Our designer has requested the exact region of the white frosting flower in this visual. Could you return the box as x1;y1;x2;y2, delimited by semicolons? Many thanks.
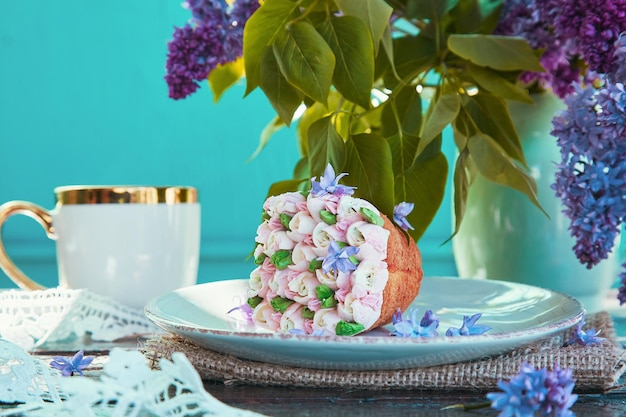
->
312;309;342;334
289;211;317;235
252;301;282;331
315;268;338;291
336;196;379;222
248;266;266;297
337;293;356;322
351;260;388;298
351;295;382;329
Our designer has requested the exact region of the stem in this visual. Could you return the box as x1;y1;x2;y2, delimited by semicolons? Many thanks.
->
441;401;492;411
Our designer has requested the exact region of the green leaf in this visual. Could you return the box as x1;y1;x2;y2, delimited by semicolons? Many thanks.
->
208;58;244;102
406;0;457;21
335;0;392;54
307;116;347;178
254;253;267;265
465;63;533;103
273;21;335;106
243;0;300;95
450;147;472;239
247;296;263;309
360;207;384;226
308;258;323;271
270;297;295;313
320;209;337;225
316;16;374;109
449;0;503;35
248;115;286;162
259;47;305;125
467;133;547;216
279;213;292;230
419;93;461;154
383;86;422;175
462;93;526;166
302;307;315;319
395;137;448;241
448;34;544;72
270;249;293;270
391;35;437;83
315;284;337;308
267;179;309;197
344;133;395;217
335;320;365;336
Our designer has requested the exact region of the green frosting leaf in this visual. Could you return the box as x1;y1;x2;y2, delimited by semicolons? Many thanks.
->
320;209;337;225
279;213;293;230
360;207;384;226
254;253;267;266
308;258;323;271
302;307;315;319
270;297;295;313
316;284;337;308
247;296;263;309
315;284;334;301
270;250;293;270
335;321;366;336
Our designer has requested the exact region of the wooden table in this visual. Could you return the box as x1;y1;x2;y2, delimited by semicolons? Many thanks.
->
21;343;626;417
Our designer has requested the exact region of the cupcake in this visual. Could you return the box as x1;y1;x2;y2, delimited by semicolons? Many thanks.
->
247;164;423;335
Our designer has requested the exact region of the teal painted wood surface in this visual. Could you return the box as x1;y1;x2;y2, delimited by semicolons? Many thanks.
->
0;1;457;291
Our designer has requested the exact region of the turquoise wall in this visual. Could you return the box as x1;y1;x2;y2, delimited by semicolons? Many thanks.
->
0;1;457;291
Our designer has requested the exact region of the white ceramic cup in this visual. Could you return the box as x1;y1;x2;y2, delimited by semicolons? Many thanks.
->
0;185;200;308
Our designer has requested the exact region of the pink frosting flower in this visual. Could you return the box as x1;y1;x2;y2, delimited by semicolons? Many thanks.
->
307;193;340;222
288;271;320;304
291;242;319;264
252;301;282;331
280;303;306;332
336;196;379;223
266;230;296;252
268;268;290;298
264;192;306;216
346;221;389;259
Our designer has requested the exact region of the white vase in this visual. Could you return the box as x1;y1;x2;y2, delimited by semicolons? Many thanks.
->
452;93;620;312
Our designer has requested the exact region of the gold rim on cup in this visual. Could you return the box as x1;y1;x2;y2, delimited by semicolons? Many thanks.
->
54;186;198;205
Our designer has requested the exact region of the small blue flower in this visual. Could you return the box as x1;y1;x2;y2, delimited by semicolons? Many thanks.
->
487;362;577;417
320;241;359;276
391;308;440;337
311;164;356;197
565;313;605;346
393;202;415;231
445;313;491;336
50;350;94;377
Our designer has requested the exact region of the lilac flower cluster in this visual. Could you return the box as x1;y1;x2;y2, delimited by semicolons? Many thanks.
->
390;308;491;338
496;0;626;98
487;362;578;417
550;33;626;303
165;0;259;99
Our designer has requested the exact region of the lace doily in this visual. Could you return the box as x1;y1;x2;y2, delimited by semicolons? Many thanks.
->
0;338;266;417
0;288;159;350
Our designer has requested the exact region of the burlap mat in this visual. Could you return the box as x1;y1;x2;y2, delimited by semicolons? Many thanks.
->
141;311;626;393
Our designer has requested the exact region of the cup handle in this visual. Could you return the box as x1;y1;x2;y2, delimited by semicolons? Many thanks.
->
0;201;54;290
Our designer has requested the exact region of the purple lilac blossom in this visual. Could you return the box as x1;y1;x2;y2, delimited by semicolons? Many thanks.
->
495;0;580;98
311;164;356;197
50;350;94;377
227;297;254;322
551;77;626;270
565;313;606;346
487;362;578;417
320;241;359;275
445;313;491;336
165;0;259;99
391;308;440;337
393;202;415;231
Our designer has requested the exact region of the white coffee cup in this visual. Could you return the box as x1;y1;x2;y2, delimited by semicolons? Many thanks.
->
0;185;200;308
